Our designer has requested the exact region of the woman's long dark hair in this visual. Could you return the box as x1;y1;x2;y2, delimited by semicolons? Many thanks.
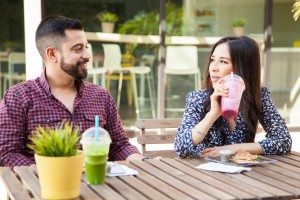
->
203;36;261;142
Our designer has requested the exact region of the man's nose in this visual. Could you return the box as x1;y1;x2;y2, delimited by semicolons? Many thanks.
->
83;48;90;60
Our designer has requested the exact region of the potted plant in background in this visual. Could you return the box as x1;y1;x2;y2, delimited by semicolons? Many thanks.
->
4;40;18;53
292;0;300;21
97;11;119;33
232;17;246;37
28;121;83;199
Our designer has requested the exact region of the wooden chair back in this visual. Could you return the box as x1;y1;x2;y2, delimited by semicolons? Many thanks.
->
135;118;182;158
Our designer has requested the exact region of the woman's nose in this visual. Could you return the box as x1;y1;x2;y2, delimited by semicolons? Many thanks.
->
211;62;219;71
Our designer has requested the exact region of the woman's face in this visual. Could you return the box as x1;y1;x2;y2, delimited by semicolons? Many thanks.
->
209;43;233;84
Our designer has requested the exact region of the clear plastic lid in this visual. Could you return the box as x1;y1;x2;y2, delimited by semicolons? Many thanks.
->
80;127;111;145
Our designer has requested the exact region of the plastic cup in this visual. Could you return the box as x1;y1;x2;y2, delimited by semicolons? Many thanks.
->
219;149;234;163
221;74;245;119
80;127;111;185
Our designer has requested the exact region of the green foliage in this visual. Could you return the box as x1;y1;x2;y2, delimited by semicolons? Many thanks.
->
292;0;300;21
4;40;18;48
117;2;182;36
232;18;246;27
28;122;80;157
97;11;119;23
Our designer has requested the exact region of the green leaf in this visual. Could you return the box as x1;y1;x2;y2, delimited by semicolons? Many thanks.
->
27;121;80;157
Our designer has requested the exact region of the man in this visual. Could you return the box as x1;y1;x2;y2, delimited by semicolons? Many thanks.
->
0;16;143;168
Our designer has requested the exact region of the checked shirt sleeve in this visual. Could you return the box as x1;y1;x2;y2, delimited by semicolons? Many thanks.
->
0;86;34;168
103;91;140;160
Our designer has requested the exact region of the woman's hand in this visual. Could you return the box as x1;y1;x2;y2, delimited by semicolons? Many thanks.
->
209;78;229;118
201;146;237;157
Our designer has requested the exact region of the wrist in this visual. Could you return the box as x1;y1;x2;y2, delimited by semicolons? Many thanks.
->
206;111;220;121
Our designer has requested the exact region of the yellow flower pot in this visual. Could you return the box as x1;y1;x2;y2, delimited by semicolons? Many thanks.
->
35;150;84;199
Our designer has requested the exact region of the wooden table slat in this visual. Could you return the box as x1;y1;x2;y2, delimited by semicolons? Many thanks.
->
228;173;293;197
118;175;172;200
81;175;125;200
105;176;149;200
148;158;240;200
131;160;217;200
174;157;275;199
88;183;126;200
262;164;300;181
13;166;41;199
272;155;300;168
253;166;300;189
124;162;195;200
79;181;104;200
282;154;300;162
245;169;299;197
0;167;32;200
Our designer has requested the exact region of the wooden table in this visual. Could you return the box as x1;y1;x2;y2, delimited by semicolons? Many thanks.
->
1;152;300;200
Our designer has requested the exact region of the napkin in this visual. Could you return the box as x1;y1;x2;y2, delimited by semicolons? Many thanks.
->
106;162;139;177
196;162;251;173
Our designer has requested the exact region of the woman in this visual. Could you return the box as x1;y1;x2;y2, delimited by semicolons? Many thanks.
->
175;36;292;158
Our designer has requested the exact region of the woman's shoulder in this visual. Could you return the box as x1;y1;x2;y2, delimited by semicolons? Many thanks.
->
187;89;210;99
186;89;211;104
260;86;271;99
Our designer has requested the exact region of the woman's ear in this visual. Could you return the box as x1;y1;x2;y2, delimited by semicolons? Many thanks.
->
45;47;58;63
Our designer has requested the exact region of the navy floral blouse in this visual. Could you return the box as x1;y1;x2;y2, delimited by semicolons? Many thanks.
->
175;87;292;157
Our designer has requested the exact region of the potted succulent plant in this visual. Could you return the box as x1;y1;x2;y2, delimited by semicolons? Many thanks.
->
28;121;83;199
232;18;246;37
97;11;119;33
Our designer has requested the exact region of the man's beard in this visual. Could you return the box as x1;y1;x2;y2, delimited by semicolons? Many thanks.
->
60;56;88;80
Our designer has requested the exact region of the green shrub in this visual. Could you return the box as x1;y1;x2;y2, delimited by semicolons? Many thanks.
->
232;18;246;27
97;12;119;23
28;122;80;157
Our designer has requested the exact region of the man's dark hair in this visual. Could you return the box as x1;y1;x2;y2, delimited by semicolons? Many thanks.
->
35;16;84;58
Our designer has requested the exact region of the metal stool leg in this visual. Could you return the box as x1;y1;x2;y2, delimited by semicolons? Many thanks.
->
147;73;156;118
116;72;123;110
131;72;140;119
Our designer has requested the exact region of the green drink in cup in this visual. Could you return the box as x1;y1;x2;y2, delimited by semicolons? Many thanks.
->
80;120;111;185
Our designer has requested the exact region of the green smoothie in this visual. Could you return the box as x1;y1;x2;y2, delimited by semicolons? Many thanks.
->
84;144;109;185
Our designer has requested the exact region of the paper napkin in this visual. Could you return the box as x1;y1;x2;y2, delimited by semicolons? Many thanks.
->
106;162;139;177
196;162;251;173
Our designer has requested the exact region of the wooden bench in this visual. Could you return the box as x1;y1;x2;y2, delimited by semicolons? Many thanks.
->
135;118;182;158
135;117;300;158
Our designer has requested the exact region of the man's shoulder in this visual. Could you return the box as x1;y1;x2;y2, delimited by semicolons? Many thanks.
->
6;79;38;94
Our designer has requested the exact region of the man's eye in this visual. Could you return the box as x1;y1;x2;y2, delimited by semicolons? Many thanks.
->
74;48;82;52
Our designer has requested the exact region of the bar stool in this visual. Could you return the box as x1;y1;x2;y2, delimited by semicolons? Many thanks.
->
165;46;201;113
86;43;106;87
102;44;155;118
3;52;26;92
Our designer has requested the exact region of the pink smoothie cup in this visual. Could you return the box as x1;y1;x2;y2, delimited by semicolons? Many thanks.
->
221;74;245;119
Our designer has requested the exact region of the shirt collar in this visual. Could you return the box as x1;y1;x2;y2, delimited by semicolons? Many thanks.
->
39;69;85;97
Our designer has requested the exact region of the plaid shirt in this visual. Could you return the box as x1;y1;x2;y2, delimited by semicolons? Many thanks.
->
0;72;139;168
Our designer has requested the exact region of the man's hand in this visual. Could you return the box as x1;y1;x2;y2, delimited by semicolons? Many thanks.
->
126;153;145;161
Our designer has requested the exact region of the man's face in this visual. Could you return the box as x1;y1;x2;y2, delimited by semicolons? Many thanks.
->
59;30;90;80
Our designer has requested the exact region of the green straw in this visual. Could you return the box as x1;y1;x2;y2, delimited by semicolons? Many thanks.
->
95;115;99;141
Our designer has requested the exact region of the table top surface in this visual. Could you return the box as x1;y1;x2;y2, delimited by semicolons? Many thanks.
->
1;151;300;200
